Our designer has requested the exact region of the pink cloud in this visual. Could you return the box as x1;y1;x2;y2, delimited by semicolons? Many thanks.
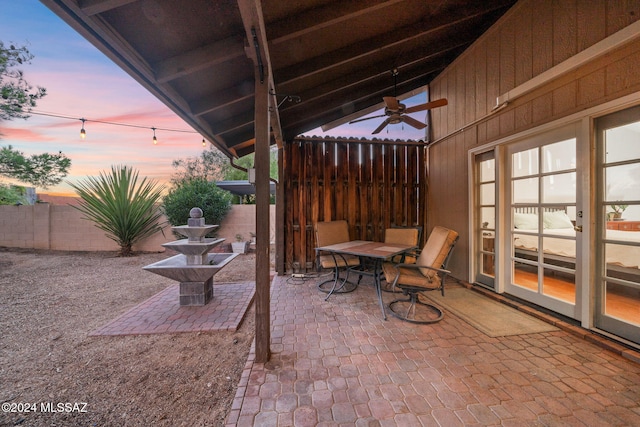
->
0;127;57;141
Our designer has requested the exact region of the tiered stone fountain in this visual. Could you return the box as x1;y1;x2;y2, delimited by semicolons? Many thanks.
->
143;208;239;306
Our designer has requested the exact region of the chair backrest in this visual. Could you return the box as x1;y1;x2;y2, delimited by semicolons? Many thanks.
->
315;220;350;247
416;226;459;279
384;227;421;246
384;227;422;263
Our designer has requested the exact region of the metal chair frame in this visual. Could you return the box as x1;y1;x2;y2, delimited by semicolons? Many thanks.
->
386;233;458;324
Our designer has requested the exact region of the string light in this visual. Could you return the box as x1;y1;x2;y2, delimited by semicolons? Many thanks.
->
27;110;207;147
80;118;86;139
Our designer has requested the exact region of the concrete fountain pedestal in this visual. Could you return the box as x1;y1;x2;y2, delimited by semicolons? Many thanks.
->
143;208;239;306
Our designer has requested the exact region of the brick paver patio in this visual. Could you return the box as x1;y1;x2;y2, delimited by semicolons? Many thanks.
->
226;275;640;426
90;281;255;336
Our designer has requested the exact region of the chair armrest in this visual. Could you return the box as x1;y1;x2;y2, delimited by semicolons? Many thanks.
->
393;263;451;276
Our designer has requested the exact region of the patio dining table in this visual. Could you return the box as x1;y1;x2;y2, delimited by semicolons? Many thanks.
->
315;240;417;319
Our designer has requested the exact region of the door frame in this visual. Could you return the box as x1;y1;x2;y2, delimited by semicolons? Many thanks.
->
468;90;640;332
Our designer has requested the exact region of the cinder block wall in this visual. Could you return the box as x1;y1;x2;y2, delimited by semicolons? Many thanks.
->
0;205;34;248
217;204;276;244
0;204;274;252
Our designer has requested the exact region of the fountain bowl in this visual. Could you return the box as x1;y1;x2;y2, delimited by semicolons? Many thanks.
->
143;252;239;282
171;224;218;240
161;238;224;256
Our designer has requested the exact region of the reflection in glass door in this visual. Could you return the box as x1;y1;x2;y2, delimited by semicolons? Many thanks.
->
506;128;578;319
475;151;496;288
595;106;640;346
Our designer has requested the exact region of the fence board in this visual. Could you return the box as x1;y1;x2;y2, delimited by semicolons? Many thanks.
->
284;138;428;272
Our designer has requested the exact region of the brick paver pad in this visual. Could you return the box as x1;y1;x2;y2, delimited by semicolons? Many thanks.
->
90;282;255;336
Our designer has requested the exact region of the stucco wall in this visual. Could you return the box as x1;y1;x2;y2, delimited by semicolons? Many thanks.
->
0;204;274;252
426;0;640;279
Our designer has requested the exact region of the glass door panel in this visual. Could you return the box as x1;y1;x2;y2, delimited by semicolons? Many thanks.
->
506;128;578;318
595;106;640;345
475;151;496;287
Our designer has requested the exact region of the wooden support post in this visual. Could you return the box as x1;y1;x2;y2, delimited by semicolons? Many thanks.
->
276;146;285;275
254;67;271;363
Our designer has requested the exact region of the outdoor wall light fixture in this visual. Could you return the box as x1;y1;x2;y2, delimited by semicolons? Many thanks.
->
152;127;158;145
80;118;86;139
202;138;206;147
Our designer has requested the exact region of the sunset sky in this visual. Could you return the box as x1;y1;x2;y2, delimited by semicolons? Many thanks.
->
0;0;427;196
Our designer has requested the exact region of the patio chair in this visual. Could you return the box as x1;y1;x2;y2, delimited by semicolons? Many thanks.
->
362;226;422;291
382;226;458;324
383;226;422;264
315;220;361;299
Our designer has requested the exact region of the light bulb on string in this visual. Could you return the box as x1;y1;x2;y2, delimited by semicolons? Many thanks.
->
80;118;86;139
152;127;158;145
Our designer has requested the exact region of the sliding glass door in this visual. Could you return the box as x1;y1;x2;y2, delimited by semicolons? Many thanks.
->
595;106;640;345
505;126;580;319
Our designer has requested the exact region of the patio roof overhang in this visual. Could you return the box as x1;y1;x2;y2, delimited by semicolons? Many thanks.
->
216;180;276;196
40;0;517;158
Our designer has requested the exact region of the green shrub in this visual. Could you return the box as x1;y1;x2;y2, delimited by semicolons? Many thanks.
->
69;165;166;257
0;184;25;205
162;179;232;233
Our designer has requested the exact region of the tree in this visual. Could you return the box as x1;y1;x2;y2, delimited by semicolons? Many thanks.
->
69;165;166;257
169;146;278;204
170;145;279;185
170;145;228;185
222;150;278;181
1;41;47;120
0;145;71;189
162;178;232;232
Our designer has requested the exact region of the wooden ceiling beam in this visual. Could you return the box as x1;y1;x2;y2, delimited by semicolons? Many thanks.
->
278;41;467;109
154;36;246;83
191;81;255;117
266;0;404;44
213;110;255;137
79;0;137;16
274;4;508;87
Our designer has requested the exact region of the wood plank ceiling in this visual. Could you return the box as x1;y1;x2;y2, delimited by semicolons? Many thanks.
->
41;0;517;158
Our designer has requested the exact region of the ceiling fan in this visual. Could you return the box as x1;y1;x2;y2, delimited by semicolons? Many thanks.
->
349;70;448;135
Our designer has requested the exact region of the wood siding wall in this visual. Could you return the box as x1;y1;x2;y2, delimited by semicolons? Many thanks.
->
427;0;640;279
283;138;427;272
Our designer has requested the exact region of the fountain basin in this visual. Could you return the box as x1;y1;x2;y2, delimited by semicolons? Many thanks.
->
143;252;239;282
172;224;218;240
162;238;225;265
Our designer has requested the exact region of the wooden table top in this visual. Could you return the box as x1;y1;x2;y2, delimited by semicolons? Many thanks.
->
316;240;416;259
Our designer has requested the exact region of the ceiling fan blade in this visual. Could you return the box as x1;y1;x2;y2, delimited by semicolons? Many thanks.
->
402;115;427;130
349;114;387;124
372;118;392;134
383;96;400;111
404;98;448;114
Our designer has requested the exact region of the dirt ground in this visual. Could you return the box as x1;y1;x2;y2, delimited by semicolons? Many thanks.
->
0;247;262;427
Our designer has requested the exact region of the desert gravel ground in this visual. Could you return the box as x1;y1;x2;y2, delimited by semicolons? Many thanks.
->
0;248;259;427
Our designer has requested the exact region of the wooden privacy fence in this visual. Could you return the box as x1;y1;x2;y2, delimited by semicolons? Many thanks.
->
283;137;428;272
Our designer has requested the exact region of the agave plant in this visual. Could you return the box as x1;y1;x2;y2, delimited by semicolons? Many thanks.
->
69;165;166;256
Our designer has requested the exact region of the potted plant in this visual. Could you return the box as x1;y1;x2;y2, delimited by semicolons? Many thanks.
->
610;203;628;221
231;233;248;253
